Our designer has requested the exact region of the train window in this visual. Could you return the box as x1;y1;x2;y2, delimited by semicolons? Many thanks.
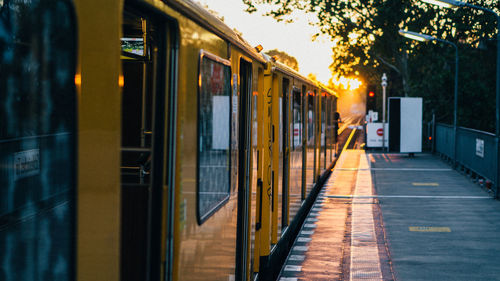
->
292;89;302;149
0;1;77;280
197;51;232;224
307;92;314;144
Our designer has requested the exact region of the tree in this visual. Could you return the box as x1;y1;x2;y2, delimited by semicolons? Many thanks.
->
265;49;299;71
243;0;498;132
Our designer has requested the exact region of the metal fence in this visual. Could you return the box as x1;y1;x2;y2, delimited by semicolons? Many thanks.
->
435;123;497;187
435;123;454;158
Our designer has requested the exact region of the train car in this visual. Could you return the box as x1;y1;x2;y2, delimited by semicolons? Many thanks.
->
248;60;339;280
0;0;338;281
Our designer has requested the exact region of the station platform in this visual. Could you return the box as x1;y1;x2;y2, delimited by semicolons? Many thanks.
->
278;150;500;281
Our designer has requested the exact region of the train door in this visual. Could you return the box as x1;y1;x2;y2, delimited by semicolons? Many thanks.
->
304;86;316;198
235;58;252;280
271;74;280;244
321;93;327;170
313;90;318;182
301;85;307;200
288;87;302;218
120;9;176;281
251;67;264;278
281;79;290;229
326;96;332;165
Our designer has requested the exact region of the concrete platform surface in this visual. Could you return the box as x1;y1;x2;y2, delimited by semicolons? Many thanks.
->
371;153;500;281
278;152;500;281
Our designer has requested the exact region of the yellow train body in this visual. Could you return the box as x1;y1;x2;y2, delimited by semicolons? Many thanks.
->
0;0;338;281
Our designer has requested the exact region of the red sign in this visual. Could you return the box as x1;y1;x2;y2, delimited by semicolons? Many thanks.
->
376;128;384;136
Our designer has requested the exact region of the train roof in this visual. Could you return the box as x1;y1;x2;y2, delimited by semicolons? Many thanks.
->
165;0;266;64
270;58;338;97
164;0;337;97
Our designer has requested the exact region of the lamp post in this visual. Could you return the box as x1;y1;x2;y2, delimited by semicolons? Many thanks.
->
399;30;459;166
421;0;500;197
381;73;388;150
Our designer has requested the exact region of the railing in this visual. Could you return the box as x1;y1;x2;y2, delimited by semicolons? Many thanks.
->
435;123;497;192
435;123;454;158
456;127;497;182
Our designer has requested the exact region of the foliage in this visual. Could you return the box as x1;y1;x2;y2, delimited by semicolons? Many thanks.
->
243;0;498;132
265;48;300;71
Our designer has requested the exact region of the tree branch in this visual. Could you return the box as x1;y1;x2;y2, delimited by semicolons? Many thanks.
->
373;53;401;74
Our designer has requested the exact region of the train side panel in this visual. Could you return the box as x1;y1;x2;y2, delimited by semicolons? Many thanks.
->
173;10;238;281
75;0;122;279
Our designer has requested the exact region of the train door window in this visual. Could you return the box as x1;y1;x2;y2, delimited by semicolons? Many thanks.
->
0;1;77;280
197;51;232;224
308;92;314;144
305;90;314;195
290;87;302;216
120;10;169;281
293;89;302;150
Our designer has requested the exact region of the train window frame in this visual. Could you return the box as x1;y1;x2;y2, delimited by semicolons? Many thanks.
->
196;50;232;225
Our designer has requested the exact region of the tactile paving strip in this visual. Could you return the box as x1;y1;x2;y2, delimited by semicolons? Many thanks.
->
349;154;382;281
278;150;361;280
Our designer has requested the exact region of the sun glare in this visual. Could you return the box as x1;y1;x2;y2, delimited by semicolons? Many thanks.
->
331;76;363;91
200;0;334;84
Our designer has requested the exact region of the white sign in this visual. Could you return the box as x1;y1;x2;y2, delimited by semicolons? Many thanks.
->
366;123;388;148
14;149;40;180
476;138;484;158
212;96;230;150
366;110;378;123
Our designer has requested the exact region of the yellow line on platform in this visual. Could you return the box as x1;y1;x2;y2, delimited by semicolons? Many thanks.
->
412;182;439;186
409;226;451;232
341;128;357;155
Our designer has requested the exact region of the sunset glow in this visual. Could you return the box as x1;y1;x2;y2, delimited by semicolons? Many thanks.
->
200;0;334;84
331;76;363;91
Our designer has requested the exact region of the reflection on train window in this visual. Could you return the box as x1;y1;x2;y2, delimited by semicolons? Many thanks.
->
197;53;232;224
0;1;76;280
308;92;314;144
292;89;302;149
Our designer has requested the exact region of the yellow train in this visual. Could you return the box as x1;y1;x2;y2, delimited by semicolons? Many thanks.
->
0;0;340;280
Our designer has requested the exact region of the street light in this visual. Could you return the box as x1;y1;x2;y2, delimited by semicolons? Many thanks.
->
421;0;500;197
399;30;435;42
381;73;387;150
399;29;459;166
421;0;464;8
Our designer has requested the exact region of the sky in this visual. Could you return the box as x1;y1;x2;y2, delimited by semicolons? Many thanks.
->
199;0;334;84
